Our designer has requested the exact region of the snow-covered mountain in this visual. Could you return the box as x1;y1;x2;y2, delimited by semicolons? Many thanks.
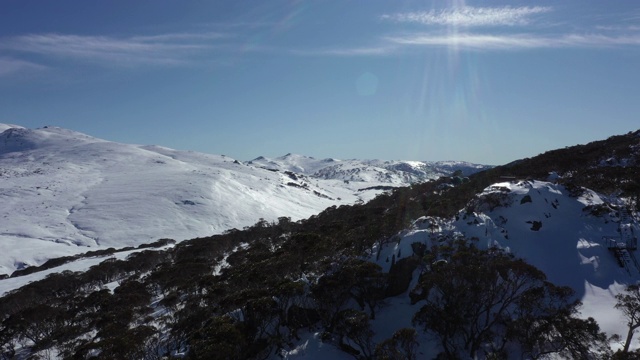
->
0;125;339;275
248;153;491;184
1;128;639;359
0;124;488;275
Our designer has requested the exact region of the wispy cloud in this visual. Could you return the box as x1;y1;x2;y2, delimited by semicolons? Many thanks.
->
0;57;47;77
596;25;640;32
298;5;640;56
384;32;640;50
381;6;552;27
130;32;229;42
0;32;229;67
290;46;395;57
290;31;640;57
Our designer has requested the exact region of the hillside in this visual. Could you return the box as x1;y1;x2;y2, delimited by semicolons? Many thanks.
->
0;124;489;276
0;125;341;275
380;180;639;344
0;128;638;359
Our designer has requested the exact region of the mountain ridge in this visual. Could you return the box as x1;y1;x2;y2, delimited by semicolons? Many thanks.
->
247;153;491;184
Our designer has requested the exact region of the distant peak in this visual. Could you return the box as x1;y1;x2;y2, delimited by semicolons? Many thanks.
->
1;127;30;137
281;153;313;159
0;123;26;133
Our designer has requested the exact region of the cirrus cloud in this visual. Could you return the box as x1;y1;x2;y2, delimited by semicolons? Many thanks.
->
381;6;552;27
0;32;229;67
0;57;47;77
384;32;640;50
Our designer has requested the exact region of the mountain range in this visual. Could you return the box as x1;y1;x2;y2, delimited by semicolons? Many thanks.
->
247;153;488;184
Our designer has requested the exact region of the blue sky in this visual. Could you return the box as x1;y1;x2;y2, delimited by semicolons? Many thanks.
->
1;0;639;165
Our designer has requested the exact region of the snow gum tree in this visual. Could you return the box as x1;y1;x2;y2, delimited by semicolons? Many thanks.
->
411;240;610;359
374;328;419;360
334;309;375;359
312;258;386;330
615;284;640;353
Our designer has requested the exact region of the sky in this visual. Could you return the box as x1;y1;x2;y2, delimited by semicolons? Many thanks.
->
0;0;639;165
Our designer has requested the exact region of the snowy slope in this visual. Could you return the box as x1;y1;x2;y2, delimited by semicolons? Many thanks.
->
248;154;490;184
0;125;364;275
0;124;489;276
370;180;640;352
